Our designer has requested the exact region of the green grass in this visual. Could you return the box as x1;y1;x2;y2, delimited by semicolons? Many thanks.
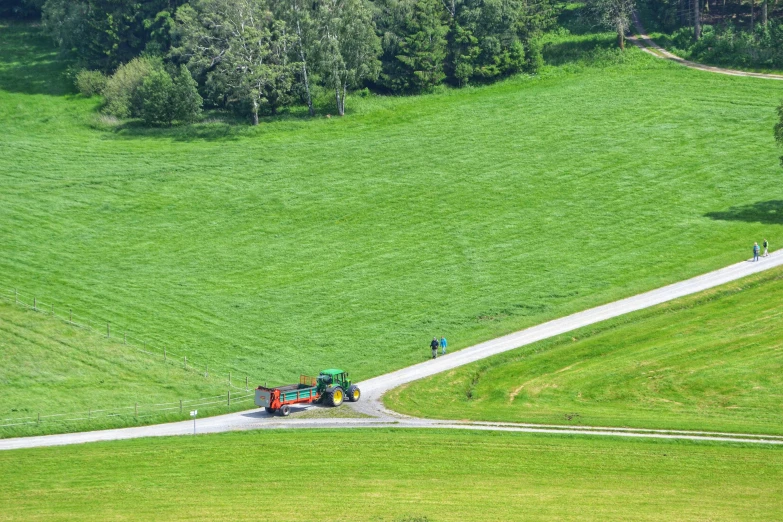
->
2;22;783;403
0;299;252;438
0;429;781;521
386;267;783;434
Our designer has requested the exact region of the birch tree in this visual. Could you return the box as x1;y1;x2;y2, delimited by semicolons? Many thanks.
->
275;0;317;116
586;0;636;49
314;0;381;116
172;0;298;125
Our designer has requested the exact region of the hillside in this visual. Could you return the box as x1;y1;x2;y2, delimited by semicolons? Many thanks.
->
0;299;248;437
386;266;783;434
1;22;783;390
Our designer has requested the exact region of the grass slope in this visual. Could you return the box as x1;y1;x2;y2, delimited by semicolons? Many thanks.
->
2;23;783;390
386;267;783;434
0;300;248;437
0;429;781;521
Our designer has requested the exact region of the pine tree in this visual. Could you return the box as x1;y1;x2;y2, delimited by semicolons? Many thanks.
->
377;0;448;94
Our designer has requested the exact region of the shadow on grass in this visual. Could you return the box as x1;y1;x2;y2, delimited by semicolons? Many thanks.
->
0;21;73;96
108;118;249;142
543;34;621;67
555;3;595;36
100;97;356;141
705;201;783;225
103;108;328;142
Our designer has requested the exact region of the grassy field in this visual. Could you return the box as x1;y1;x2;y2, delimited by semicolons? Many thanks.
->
2;22;783;399
0;299;252;437
386;267;783;434
0;429;781;521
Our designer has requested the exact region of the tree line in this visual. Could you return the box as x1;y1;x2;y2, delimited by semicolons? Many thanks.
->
640;0;783;69
34;0;557;124
644;0;780;35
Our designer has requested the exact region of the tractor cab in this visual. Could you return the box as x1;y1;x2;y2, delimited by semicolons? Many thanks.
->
317;369;349;389
316;369;360;406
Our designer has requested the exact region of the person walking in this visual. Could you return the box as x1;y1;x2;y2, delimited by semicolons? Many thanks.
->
440;336;448;355
753;242;760;262
763;239;769;257
430;337;439;359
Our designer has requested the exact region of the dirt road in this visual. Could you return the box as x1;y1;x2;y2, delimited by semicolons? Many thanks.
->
629;13;783;80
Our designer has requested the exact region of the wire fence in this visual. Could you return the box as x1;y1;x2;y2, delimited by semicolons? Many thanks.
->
0;287;255;392
0;392;256;429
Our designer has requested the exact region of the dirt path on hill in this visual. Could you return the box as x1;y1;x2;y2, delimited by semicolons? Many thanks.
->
629;12;783;80
3;252;783;450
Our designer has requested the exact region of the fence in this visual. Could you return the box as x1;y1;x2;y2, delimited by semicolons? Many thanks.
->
0;392;255;429
0;287;255;392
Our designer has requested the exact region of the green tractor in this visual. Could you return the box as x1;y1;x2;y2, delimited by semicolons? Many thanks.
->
316;369;360;406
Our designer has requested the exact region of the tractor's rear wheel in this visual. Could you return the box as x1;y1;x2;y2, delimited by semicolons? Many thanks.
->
264;407;275;415
327;387;344;407
348;385;361;402
278;405;291;416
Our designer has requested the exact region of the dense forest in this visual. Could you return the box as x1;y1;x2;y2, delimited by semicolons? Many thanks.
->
3;0;782;124
642;0;783;69
3;0;558;124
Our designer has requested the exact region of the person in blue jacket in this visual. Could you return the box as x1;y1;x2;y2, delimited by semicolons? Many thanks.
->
440;336;447;355
753;242;760;262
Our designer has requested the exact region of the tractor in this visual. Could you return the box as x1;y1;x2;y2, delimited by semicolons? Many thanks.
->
254;368;361;416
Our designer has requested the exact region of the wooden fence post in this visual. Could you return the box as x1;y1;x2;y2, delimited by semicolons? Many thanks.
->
135;403;138;418
205;366;208;378
228;390;231;408
164;348;167;361
184;356;187;370
51;304;53;315
37;413;40;425
14;289;17;305
180;400;183;414
33;297;36;311
246;376;248;392
69;308;72;324
107;322;110;338
88;409;91;420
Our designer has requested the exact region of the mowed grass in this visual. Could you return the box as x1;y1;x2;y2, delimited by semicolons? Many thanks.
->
0;300;250;437
2;23;783;391
386;266;783;434
0;429;781;521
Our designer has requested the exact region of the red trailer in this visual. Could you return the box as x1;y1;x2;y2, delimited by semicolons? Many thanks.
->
255;375;321;416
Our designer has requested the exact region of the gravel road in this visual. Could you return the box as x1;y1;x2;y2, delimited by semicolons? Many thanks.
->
3;252;783;451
